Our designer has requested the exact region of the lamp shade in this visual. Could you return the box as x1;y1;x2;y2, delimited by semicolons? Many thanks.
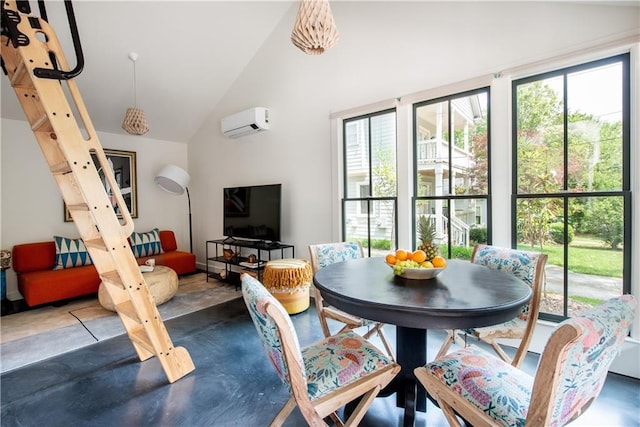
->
155;165;190;195
291;0;339;55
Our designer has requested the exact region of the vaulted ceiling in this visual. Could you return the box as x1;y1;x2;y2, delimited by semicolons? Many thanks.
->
1;1;295;142
2;1;635;144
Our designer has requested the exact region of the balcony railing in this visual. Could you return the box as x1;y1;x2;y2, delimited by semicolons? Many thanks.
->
416;139;473;171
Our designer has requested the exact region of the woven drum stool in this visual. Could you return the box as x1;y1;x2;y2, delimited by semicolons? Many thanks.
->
262;259;312;314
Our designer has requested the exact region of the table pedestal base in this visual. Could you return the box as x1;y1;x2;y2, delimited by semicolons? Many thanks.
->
381;326;427;427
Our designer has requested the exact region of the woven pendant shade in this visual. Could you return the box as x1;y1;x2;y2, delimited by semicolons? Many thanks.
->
122;52;149;135
122;107;149;135
291;0;339;55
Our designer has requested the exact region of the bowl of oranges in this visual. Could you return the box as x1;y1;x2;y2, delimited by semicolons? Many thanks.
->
385;249;447;279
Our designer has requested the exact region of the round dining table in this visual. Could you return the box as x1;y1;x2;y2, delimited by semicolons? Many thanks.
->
313;257;532;427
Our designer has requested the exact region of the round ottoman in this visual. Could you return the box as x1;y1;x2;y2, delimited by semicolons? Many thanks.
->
99;265;179;311
262;259;312;314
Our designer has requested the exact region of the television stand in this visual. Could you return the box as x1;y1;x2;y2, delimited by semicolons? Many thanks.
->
205;239;295;288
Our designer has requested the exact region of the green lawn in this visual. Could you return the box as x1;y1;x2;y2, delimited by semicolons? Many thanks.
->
517;238;623;278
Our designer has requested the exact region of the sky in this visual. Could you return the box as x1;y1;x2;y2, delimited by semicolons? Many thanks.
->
546;62;623;123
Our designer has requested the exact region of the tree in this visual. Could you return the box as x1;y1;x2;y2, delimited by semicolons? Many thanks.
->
514;81;565;248
516;79;624;250
467;124;488;195
582;197;624;250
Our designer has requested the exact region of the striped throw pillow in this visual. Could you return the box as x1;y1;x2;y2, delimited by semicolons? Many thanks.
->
130;228;162;258
53;236;93;270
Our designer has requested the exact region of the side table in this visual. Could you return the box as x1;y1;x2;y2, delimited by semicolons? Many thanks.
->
1;249;11;315
261;259;312;314
99;265;179;311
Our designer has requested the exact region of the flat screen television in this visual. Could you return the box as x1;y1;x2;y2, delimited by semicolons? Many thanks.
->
223;184;281;243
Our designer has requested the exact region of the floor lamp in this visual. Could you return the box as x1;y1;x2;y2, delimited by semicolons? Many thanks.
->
154;165;192;253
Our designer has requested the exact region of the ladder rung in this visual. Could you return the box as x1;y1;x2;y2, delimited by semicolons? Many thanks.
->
10;60;29;86
84;238;107;251
67;203;89;212
50;161;72;175
115;300;140;323
31;113;51;132
100;270;123;288
2;2;195;383
129;327;154;354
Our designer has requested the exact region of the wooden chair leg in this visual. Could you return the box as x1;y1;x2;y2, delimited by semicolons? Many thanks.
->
434;393;464;427
489;340;513;364
376;326;395;361
361;326;376;340
435;330;455;359
361;324;394;360
269;396;297;427
337;324;353;335
344;385;381;427
415;367;464;427
328;412;345;427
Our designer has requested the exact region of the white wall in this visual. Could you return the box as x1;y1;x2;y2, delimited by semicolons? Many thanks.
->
188;2;639;377
189;1;638;260
1;1;638;375
0;119;190;300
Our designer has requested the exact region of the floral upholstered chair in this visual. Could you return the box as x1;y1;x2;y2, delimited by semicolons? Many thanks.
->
436;244;548;367
241;273;400;427
308;242;394;359
415;295;636;427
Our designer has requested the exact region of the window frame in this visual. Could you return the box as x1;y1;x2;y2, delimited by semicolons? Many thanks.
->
412;87;492;256
511;53;631;321
342;108;398;255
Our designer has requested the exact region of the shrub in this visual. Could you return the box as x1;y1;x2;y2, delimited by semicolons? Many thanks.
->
355;239;391;251
469;227;487;244
448;245;474;260
371;239;391;250
550;222;574;244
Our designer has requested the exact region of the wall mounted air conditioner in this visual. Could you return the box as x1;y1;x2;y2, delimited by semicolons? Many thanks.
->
221;107;269;139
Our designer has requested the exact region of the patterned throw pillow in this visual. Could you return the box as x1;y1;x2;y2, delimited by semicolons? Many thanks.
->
130;228;162;258
54;236;93;270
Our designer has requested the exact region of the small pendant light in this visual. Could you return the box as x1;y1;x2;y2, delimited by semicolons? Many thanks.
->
291;0;339;55
122;52;149;135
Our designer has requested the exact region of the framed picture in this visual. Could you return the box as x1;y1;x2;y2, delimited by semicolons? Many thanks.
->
64;149;138;221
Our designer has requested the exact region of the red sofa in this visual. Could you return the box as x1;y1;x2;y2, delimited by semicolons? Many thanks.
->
12;230;196;307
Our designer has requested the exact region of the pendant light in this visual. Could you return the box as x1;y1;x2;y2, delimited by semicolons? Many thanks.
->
291;0;339;55
122;52;149;135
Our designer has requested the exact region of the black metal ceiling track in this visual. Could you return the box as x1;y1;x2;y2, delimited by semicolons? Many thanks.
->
1;0;84;80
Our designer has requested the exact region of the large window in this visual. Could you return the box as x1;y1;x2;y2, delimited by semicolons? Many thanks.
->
512;54;630;320
413;88;491;258
343;110;397;255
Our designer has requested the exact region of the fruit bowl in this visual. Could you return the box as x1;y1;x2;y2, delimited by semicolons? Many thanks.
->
386;262;445;280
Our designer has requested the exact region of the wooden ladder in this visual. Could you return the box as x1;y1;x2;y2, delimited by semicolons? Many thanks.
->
1;0;194;383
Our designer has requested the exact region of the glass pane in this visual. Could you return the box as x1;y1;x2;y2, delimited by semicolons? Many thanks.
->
516;78;564;193
567;63;623;192
451;92;489;196
370;200;395;256
344;118;369;198
516;197;562;250
344;200;395;256
567;195;624;316
447;198;488;260
516;197;566;317
344;199;369;244
370;112;397;197
415;101;449;197
415;199;447;255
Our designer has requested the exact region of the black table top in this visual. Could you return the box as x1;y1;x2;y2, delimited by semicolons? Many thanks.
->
313;257;532;330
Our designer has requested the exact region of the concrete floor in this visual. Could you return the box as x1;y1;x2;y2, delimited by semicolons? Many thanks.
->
1;297;638;427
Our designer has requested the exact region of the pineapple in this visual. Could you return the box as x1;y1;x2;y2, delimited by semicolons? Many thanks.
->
417;215;440;261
